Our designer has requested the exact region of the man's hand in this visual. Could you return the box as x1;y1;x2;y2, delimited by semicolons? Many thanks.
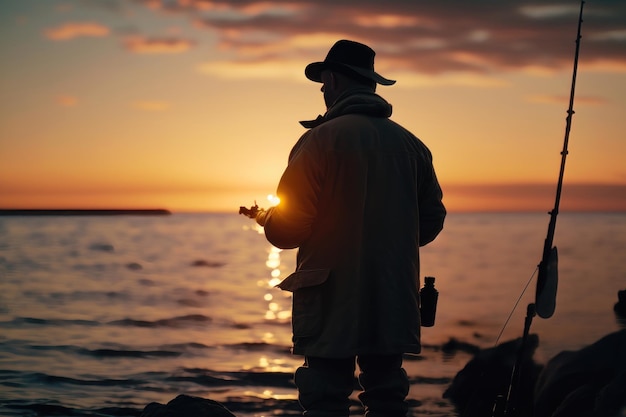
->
239;202;270;226
239;203;260;219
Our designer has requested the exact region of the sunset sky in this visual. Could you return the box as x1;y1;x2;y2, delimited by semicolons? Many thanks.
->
1;0;625;212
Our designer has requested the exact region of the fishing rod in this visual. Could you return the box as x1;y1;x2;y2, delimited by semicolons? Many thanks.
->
535;0;585;321
492;2;586;416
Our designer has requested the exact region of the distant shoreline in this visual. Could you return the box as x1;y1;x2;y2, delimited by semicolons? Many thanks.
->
0;209;171;216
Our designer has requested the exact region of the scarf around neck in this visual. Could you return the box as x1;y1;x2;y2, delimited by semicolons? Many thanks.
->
300;88;393;129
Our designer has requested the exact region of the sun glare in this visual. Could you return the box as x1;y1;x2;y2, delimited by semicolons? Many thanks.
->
267;194;280;205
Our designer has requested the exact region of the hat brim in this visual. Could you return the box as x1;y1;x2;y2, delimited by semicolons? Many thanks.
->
305;61;396;86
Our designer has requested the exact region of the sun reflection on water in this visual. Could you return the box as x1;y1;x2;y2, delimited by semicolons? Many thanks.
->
249;195;291;323
243;389;298;401
263;252;291;321
241;195;295;374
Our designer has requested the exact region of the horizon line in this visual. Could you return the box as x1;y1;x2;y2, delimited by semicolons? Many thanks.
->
1;207;625;215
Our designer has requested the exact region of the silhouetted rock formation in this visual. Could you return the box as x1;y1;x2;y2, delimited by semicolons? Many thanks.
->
141;394;236;417
444;328;626;417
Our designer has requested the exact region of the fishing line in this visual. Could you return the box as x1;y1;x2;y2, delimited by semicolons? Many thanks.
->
459;268;538;415
493;268;538;348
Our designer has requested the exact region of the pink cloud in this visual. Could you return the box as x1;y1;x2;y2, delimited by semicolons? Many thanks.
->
123;36;195;54
45;22;110;40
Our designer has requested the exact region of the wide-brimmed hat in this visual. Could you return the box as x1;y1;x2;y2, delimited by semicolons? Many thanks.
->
305;40;396;86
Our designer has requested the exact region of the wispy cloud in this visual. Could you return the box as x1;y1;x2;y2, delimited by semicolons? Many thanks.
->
519;5;581;19
137;0;626;76
123;36;195;53
44;22;109;40
38;1;626;81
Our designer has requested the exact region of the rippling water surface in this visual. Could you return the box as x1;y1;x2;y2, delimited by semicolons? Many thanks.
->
0;212;624;416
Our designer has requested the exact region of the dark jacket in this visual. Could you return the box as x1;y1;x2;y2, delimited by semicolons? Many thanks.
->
262;88;446;357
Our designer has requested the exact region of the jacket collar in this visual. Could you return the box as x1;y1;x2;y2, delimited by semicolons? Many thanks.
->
300;88;393;129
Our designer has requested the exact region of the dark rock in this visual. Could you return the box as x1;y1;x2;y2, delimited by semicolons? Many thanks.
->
443;334;542;417
614;289;626;327
191;260;225;268
534;329;626;417
141;394;236;417
89;243;115;252
441;337;481;356
126;262;143;270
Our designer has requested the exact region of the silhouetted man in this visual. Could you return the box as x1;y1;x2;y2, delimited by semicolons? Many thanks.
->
246;39;446;417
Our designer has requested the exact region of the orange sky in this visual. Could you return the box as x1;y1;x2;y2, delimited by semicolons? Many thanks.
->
1;0;625;212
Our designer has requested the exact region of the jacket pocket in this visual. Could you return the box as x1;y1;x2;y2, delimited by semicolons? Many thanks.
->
277;269;330;338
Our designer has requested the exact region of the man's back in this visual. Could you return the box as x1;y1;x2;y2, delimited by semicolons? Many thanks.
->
266;91;445;357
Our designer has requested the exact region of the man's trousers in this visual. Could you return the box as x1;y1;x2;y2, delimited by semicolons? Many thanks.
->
293;354;410;417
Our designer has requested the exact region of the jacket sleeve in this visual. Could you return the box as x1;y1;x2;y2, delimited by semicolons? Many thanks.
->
418;164;446;247
262;136;324;249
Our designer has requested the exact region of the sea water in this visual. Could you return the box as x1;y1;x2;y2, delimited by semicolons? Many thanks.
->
0;212;624;416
